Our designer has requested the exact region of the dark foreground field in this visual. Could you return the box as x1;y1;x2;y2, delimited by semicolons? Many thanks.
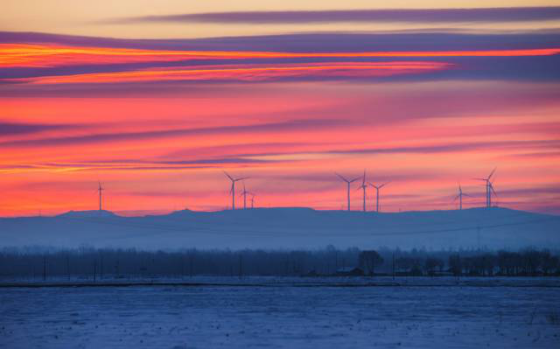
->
1;277;559;348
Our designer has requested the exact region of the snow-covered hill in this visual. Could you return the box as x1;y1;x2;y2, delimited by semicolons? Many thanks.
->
0;207;558;250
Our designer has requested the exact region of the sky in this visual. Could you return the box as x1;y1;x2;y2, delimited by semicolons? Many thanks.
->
1;1;560;216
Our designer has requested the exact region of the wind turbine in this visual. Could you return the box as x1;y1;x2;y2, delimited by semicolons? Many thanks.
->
239;182;251;210
488;180;498;208
356;170;369;212
453;184;470;210
475;168;496;208
336;173;361;211
97;181;104;211
224;171;249;210
250;193;256;209
368;182;389;213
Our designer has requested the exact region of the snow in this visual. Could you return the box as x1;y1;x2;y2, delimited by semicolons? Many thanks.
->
1;277;559;348
1;207;559;251
3;275;560;288
57;210;117;218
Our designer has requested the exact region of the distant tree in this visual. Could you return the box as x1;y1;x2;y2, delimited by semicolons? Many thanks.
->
359;250;383;276
481;253;496;276
395;257;413;274
436;258;446;273
1;247;558;279
497;251;521;276
448;254;462;276
521;249;541;276
541;251;559;276
425;257;443;276
497;251;511;275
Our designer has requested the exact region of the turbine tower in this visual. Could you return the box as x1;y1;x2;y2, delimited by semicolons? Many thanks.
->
357;170;369;212
369;182;389;213
453;184;470;210
250;193;256;209
97;182;104;211
488;180;498;208
336;173;361;211
239;182;251;210
224;171;248;210
475;168;496;208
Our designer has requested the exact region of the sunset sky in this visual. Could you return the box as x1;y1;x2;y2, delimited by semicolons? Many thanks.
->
1;1;560;216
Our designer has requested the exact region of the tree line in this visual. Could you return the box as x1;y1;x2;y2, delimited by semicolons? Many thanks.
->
0;246;558;281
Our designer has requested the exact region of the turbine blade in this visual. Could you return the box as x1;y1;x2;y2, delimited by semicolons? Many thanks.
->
223;171;234;181
490;184;498;197
350;177;361;183
233;177;249;182
488;167;497;180
335;172;348;183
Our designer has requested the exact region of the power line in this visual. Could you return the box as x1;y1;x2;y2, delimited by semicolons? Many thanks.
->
56;212;560;240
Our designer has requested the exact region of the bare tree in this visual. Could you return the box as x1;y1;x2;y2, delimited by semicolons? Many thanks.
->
359;250;383;276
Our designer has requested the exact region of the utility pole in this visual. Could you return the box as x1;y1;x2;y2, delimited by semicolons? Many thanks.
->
477;225;481;250
335;250;338;272
42;256;47;282
189;253;194;278
93;260;97;282
99;254;103;280
392;252;395;280
66;254;70;281
115;259;120;278
238;254;243;279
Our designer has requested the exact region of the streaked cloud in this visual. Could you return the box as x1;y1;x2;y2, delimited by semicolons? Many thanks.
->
0;122;73;136
3;31;559;52
9;62;452;85
1;3;559;216
113;7;560;24
1;31;559;96
0;119;348;148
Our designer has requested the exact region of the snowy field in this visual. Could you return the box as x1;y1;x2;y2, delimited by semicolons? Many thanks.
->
1;278;559;348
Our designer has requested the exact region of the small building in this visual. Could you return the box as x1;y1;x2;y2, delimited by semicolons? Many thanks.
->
335;267;364;277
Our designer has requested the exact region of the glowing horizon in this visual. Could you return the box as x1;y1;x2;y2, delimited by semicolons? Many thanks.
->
1;2;559;217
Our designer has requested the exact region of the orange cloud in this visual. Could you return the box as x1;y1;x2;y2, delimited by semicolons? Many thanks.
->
1;74;559;216
2;44;559;68
13;62;451;84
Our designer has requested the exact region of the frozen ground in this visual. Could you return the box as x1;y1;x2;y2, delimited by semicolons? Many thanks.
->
3;275;560;288
1;279;559;348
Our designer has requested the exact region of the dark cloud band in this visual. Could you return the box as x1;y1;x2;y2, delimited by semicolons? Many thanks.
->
0;122;73;136
113;7;560;24
2;31;559;53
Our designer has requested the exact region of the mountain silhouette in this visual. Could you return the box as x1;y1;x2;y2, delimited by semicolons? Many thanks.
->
0;207;558;251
